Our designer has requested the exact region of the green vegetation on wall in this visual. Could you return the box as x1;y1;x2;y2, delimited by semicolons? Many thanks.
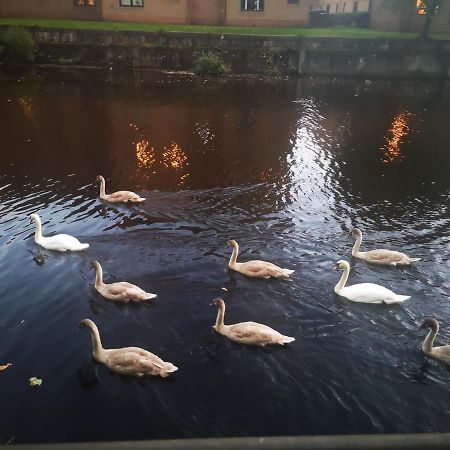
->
192;52;229;77
0;26;36;62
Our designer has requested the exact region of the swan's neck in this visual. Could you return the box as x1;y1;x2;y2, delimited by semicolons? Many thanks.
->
214;304;225;332
89;326;105;361
335;266;349;293
229;244;239;268
99;178;106;198
422;326;438;355
352;233;362;257
94;265;105;288
33;219;43;243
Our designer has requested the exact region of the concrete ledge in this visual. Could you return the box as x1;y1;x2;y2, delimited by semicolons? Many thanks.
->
1;26;449;78
12;433;450;450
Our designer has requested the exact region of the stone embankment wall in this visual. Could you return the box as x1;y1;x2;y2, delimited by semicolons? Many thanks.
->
4;27;450;78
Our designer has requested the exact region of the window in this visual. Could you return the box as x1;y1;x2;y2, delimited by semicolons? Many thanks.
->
241;0;264;11
335;3;338;12
353;1;358;12
343;2;346;12
74;0;96;5
120;0;144;7
287;0;299;4
326;4;330;13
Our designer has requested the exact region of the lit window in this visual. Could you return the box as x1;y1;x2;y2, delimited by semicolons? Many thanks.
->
241;0;264;11
288;0;300;4
120;0;144;7
74;0;96;5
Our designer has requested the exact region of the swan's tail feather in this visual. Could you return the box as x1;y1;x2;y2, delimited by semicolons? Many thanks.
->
280;336;295;345
275;269;295;278
145;293;157;300
390;295;411;303
165;363;178;373
409;258;421;262
75;243;89;251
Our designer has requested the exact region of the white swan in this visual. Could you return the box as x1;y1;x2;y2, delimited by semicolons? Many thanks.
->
30;213;89;252
96;175;145;203
420;318;450;365
333;260;410;304
212;298;295;346
227;240;294;279
351;227;420;266
91;260;156;303
79;319;178;378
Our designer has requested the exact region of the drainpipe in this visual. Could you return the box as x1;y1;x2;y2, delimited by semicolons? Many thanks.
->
222;0;227;26
186;0;192;25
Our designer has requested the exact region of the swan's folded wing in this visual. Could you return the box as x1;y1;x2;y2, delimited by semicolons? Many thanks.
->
108;349;164;371
229;322;275;341
365;249;404;262
241;261;274;278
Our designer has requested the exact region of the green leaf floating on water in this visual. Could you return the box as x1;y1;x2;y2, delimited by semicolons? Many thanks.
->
29;376;42;387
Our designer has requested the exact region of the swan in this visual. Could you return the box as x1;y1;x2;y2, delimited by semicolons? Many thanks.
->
333;260;410;304
351;227;420;266
227;240;294;279
91;260;156;303
79;319;178;378
96;175;145;203
30;213;89;252
212;298;295;346
420;318;450;365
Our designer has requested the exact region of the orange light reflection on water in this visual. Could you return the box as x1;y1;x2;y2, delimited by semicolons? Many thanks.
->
162;142;188;170
381;112;411;164
19;97;36;124
136;139;156;169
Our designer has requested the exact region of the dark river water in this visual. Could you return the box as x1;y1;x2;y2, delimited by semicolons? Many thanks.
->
0;68;449;444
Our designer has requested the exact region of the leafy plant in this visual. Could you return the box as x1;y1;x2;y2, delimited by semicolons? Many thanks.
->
0;26;36;62
192;52;229;77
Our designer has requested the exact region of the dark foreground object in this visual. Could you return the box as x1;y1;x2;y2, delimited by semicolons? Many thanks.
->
13;434;450;450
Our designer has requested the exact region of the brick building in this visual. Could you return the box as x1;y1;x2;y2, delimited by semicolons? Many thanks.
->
0;0;316;27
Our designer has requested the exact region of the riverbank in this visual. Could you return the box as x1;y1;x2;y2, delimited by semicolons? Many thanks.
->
1;20;450;78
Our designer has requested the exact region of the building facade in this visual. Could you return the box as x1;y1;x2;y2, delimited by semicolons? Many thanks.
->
1;0;449;33
0;0;316;27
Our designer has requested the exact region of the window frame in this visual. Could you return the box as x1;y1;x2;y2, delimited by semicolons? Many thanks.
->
240;0;265;12
119;0;144;7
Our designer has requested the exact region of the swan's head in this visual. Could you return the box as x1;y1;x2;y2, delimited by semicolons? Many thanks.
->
90;260;100;271
351;227;362;236
227;240;238;247
96;175;105;183
334;260;349;271
420;318;439;332
30;213;41;224
79;318;96;331
212;298;225;308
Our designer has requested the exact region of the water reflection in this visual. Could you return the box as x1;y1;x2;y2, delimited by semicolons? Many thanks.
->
162;142;188;170
381;111;411;164
0;69;449;444
136;139;156;170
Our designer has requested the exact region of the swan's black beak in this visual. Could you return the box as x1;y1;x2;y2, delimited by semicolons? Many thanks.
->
78;321;86;330
333;263;340;271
